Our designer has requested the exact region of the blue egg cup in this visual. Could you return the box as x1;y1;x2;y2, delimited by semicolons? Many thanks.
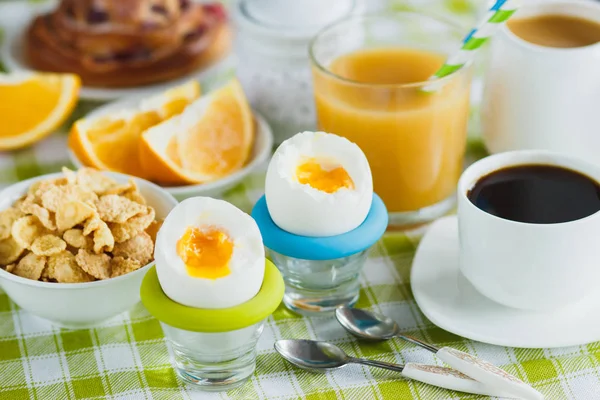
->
252;194;388;315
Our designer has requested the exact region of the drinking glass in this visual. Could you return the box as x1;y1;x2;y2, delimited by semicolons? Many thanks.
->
310;12;472;228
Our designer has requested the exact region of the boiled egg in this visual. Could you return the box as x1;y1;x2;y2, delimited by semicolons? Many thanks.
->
155;197;265;309
265;131;373;237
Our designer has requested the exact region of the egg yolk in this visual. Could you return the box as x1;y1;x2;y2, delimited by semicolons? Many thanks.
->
176;226;233;279
296;158;355;193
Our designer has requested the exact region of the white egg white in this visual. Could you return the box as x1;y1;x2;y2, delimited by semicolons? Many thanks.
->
265;131;373;237
155;197;265;309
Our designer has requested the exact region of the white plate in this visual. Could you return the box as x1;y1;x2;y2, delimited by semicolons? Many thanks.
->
411;215;600;348
0;1;234;101
69;95;273;201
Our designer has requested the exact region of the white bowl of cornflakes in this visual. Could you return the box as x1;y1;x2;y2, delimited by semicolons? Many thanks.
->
0;168;178;329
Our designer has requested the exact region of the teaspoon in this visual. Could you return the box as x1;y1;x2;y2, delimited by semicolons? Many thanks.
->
275;339;516;397
335;306;543;400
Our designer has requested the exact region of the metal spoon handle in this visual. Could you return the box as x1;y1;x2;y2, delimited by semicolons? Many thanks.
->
348;357;405;373
396;334;440;353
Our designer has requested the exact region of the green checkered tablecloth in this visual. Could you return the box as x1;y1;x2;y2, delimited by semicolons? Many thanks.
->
3;1;600;400
7;165;600;400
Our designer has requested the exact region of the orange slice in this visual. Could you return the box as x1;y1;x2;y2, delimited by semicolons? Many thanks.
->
0;72;80;150
69;81;200;178
139;79;254;185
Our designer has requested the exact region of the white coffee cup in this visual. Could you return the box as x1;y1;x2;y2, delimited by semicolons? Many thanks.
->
481;0;600;166
458;150;600;311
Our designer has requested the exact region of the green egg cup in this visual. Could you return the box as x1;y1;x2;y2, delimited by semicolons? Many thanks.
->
140;259;284;391
141;259;284;332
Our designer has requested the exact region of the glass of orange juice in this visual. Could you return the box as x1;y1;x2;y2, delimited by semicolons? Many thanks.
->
310;12;472;228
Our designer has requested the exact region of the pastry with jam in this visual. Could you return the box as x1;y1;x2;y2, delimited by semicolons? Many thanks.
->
26;0;231;87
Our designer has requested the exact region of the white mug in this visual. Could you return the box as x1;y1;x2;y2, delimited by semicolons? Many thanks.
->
481;0;600;166
457;150;600;311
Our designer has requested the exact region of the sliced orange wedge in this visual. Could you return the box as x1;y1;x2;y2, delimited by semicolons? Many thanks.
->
139;79;254;185
0;72;80;150
69;81;200;178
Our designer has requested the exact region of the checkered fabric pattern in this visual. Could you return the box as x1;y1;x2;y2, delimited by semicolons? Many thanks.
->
3;0;600;399
5;202;600;400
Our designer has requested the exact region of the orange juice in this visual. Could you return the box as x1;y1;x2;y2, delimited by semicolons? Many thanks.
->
312;47;471;214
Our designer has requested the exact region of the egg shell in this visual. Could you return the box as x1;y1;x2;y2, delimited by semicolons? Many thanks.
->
265;131;373;237
155;197;265;309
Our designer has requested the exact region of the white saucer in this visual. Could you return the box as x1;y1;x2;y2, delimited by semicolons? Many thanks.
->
0;1;233;101
69;95;273;201
411;216;600;348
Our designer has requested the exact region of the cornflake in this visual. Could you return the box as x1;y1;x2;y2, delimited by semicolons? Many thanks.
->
109;180;147;205
63;229;93;250
1;167;159;283
0;237;25;264
41;185;97;213
45;251;94;283
12;216;47;249
12;196;27;211
28;204;56;231
122;187;146;205
61;167;77;184
75;249;111;280
27;181;45;197
76;168;117;194
16;194;37;213
102;179;136;196
31;177;69;199
110;207;155;243
0;208;23;240
31;234;67;256
113;232;153;265
111;256;142;278
96;195;146;223
11;253;46;280
56;200;95;231
92;221;114;254
103;178;146;204
82;217;100;237
145;219;163;243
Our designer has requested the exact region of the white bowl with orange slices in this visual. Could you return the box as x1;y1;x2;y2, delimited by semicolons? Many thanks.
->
68;79;273;200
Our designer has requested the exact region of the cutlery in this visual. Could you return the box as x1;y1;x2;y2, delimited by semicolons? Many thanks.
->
275;339;516;397
335;306;543;400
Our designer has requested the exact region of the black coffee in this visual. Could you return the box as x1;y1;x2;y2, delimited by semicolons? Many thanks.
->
467;165;600;224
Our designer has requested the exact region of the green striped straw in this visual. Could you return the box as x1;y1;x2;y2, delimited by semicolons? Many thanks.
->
425;0;519;90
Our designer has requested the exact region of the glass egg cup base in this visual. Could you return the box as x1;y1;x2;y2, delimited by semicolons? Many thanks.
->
267;249;369;316
173;347;257;391
161;321;264;392
282;279;360;316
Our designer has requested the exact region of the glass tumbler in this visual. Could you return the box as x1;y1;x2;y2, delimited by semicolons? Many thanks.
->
310;12;473;228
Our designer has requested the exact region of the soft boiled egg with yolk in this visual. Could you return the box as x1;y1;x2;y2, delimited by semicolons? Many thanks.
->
265;131;373;237
155;197;265;309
